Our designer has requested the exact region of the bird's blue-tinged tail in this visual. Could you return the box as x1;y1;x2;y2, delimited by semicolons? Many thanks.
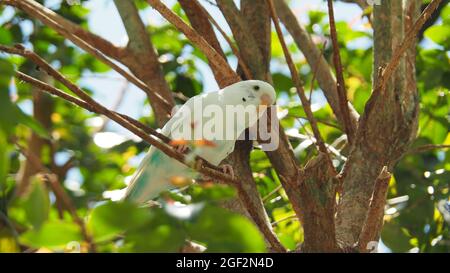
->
124;146;195;204
124;148;174;203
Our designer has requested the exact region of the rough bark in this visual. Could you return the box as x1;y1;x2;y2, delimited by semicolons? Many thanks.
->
241;0;272;81
298;154;338;252
357;167;391;252
336;0;420;246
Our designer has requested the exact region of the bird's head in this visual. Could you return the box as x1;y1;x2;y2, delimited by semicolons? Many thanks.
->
223;80;277;108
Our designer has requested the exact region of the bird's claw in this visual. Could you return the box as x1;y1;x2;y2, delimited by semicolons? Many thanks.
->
220;164;235;179
175;145;189;154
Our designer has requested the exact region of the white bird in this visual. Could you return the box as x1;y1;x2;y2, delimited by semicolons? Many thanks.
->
124;80;276;204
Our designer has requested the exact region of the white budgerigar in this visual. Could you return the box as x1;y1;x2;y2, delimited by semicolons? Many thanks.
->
124;80;276;204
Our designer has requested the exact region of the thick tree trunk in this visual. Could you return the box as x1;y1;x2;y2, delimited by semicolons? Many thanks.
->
336;0;420;247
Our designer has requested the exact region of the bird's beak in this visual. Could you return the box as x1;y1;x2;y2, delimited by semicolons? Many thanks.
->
260;93;272;106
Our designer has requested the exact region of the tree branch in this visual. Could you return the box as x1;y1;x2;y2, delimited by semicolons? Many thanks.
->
357;167;391;252
336;0;439;247
192;0;253;80
5;0;123;59
114;0;175;126
216;0;266;80
417;0;449;40
274;0;359;130
147;0;240;86
241;0;272;81
297;154;339;252
379;0;443;91
0;44;235;185
408;144;450;154
326;0;356;143
3;0;173;113
16;75;53;197
267;0;334;169
178;0;234;88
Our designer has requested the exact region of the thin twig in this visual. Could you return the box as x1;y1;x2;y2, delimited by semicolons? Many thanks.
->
15;72;232;184
379;0;443;90
407;144;450;154
262;185;283;203
267;0;335;173
327;0;355;143
0;44;171;111
194;0;253;79
271;214;298;226
146;0;240;86
273;0;359;129
0;44;235;184
15;72;168;143
3;0;173;112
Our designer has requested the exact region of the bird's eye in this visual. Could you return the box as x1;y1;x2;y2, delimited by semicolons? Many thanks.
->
242;97;247;102
253;85;260;91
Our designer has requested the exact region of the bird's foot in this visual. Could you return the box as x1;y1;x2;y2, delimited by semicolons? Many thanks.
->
175;145;189;154
220;164;235;179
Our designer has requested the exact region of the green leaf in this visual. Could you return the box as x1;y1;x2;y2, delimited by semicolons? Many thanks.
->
15;108;50;139
0;230;20;253
272;73;293;93
123;209;186;253
0;131;10;194
381;220;413;252
20;221;83;249
442;4;450;24
420;117;448;144
0;58;14;91
186;184;236;203
187;206;266;253
0;212;20;253
87;201;150;242
0;63;49;138
0;28;13;45
21;177;50;230
425;25;450;48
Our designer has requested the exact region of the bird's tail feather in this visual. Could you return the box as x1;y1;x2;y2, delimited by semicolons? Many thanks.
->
124;148;193;204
